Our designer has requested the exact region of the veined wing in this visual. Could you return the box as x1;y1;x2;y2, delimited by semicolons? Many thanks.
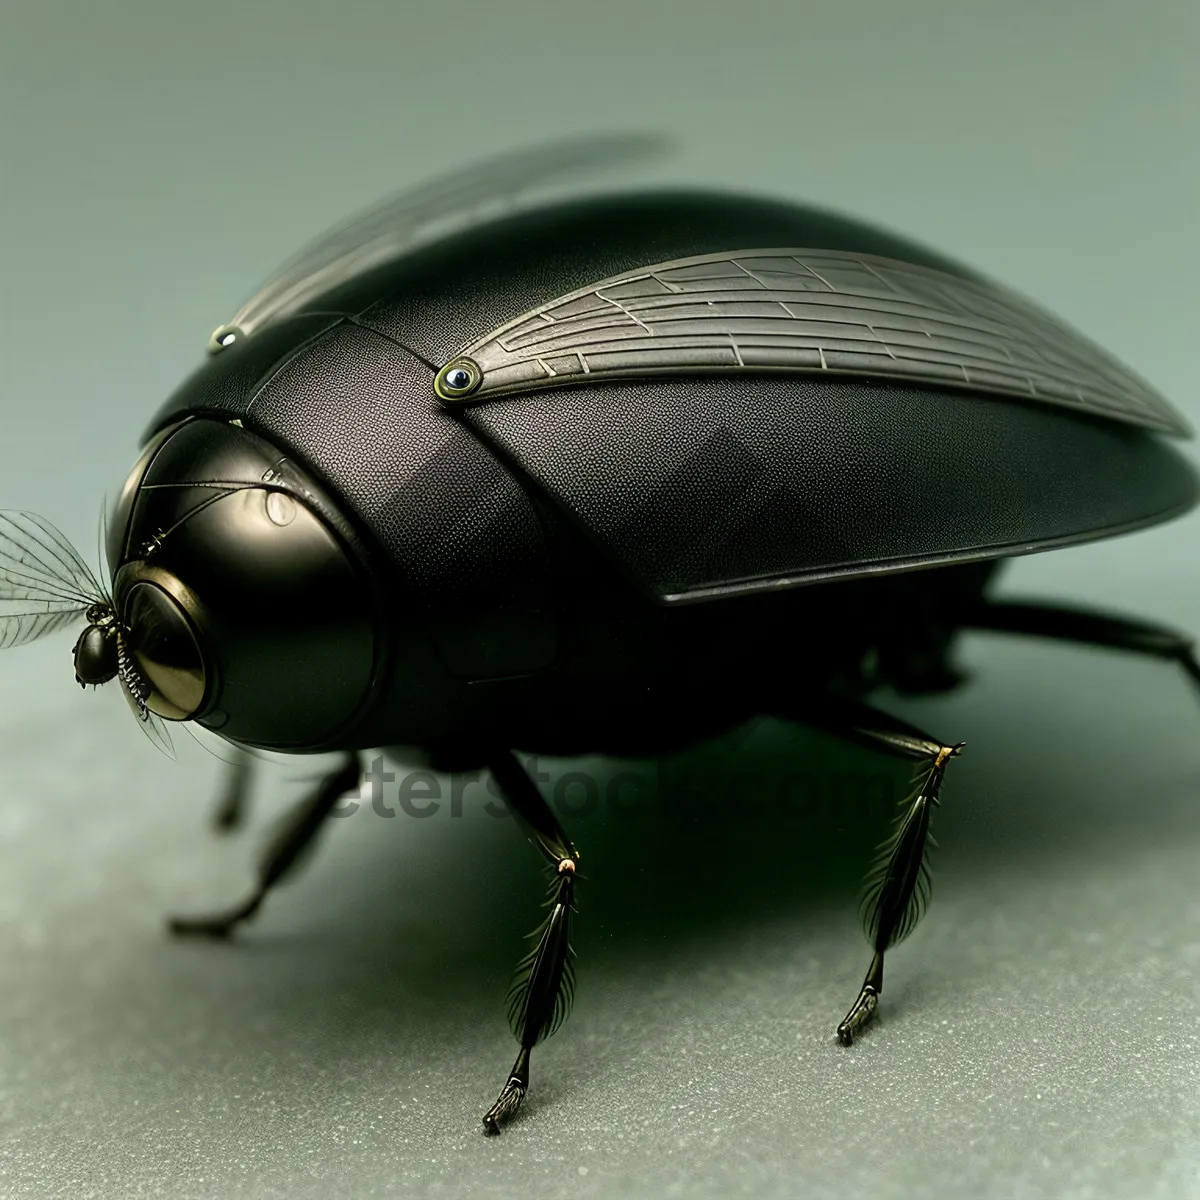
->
217;132;671;347
0;510;107;649
439;247;1189;437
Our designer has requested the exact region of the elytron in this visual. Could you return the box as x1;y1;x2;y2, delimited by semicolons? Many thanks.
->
2;135;1196;1133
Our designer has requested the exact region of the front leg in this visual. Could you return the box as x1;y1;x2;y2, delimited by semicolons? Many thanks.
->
210;747;254;833
170;752;361;938
482;749;580;1135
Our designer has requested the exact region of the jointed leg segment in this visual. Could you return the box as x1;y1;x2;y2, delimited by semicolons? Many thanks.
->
776;694;962;1045
836;724;962;1045
169;752;361;938
961;598;1200;690
165;597;1200;1132
210;748;254;833
824;598;1200;1047
482;750;580;1135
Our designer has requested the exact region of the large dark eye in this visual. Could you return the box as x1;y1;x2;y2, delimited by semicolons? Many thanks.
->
125;582;206;719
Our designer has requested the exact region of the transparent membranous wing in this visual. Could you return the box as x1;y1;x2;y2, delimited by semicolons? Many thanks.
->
0;510;107;649
211;132;671;350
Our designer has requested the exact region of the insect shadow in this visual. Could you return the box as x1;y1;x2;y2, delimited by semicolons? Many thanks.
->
175;643;1197;1061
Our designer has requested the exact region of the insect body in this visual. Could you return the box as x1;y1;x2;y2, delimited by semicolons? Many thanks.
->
3;137;1197;1133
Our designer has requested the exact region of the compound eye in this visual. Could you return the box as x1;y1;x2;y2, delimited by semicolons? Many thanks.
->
125;582;206;719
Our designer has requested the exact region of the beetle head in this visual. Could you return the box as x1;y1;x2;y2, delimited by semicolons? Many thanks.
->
106;419;380;750
72;604;119;686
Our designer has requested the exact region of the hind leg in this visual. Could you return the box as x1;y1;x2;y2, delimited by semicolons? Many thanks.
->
819;598;1199;1042
775;697;963;1044
960;598;1200;688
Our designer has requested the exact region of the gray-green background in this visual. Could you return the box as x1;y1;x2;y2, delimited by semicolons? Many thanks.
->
1;2;1198;1197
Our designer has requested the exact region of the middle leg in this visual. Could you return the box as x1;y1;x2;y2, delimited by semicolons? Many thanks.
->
482;749;581;1135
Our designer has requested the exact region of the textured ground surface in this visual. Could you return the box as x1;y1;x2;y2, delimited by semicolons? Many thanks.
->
2;546;1200;1199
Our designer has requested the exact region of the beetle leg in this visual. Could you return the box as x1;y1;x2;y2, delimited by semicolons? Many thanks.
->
168;752;360;939
482;750;579;1135
210;748;254;834
958;599;1200;689
841;734;960;1045
787;699;962;1045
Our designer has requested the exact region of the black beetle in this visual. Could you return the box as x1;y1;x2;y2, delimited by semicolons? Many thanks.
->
3;135;1197;1134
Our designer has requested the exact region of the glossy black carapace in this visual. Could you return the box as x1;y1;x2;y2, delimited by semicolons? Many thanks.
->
3;135;1196;1133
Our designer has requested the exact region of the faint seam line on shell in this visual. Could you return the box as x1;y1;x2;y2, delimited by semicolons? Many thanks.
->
658;496;1200;604
345;318;440;371
243;318;353;416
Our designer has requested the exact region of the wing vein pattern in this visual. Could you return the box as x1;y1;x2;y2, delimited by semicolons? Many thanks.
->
457;248;1186;435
